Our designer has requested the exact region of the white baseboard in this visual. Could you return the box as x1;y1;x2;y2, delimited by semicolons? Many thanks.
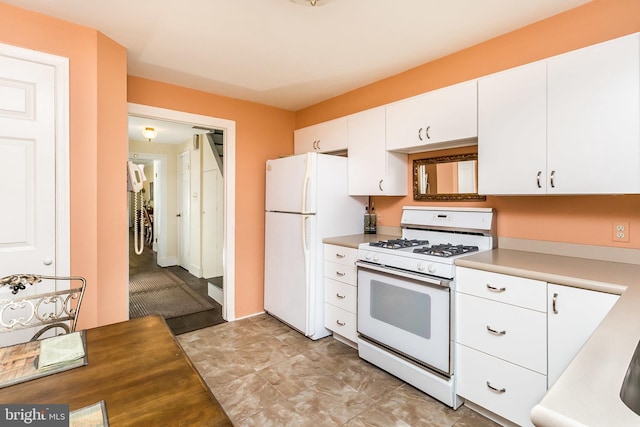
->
208;282;223;305
157;256;178;267
189;264;202;278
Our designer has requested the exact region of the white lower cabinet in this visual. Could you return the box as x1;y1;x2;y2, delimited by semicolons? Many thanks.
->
455;266;619;426
547;283;619;387
456;343;547;427
323;244;358;344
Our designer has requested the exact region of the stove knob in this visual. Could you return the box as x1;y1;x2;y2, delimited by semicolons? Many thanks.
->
365;253;371;260
428;264;437;273
417;263;425;272
373;255;379;262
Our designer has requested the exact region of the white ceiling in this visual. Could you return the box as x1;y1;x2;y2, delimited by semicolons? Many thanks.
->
128;116;213;144
6;0;589;111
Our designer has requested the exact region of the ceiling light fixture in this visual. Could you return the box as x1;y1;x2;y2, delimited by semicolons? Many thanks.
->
141;127;157;142
289;0;333;6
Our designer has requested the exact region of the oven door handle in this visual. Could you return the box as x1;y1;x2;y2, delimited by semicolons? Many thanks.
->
355;261;450;288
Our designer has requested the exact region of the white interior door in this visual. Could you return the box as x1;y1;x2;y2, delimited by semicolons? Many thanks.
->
202;168;223;278
177;151;190;270
0;44;69;346
0;51;56;277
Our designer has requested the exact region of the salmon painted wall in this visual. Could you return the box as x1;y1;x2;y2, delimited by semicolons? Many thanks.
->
295;0;640;250
127;77;295;318
0;3;128;328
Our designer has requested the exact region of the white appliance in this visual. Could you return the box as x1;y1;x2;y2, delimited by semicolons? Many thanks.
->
264;152;366;340
356;207;496;408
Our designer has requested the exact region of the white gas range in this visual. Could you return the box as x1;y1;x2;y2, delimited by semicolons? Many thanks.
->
355;206;496;409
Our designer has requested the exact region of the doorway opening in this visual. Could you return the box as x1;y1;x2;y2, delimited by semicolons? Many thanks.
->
127;103;236;331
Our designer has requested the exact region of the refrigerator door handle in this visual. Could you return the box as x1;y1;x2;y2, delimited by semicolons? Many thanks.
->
301;155;311;213
302;215;311;333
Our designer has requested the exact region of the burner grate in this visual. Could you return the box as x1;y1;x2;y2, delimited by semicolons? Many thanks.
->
369;239;429;250
413;244;479;258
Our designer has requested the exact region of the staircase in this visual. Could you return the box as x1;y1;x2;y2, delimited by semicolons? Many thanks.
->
206;130;224;176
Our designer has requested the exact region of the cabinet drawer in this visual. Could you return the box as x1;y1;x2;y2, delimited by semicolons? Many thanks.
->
456;292;547;374
324;279;357;313
456;344;547;427
456;267;547;312
324;244;358;266
324;261;357;285
325;304;357;342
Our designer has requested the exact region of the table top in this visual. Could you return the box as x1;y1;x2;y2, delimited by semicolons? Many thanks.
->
0;316;232;427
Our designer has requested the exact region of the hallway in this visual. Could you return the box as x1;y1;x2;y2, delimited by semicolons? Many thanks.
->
129;231;225;335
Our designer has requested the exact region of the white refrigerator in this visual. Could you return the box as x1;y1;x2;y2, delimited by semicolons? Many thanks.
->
264;152;366;339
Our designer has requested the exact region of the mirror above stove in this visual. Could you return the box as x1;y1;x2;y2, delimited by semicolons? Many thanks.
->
413;153;486;201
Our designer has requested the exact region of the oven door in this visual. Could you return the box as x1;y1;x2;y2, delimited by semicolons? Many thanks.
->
357;262;451;375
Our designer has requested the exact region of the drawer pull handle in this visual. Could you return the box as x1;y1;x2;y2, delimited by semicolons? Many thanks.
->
486;381;506;394
336;253;346;258
552;292;559;314
486;284;506;292
486;326;506;336
336;293;346;299
336;320;346;326
336;271;346;277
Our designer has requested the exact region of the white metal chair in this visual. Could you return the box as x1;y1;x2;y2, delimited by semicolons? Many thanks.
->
0;274;86;342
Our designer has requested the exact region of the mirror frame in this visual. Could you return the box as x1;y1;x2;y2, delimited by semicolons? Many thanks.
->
413;153;486;201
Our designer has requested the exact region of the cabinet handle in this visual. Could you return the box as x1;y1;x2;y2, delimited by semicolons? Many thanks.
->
552;292;559;314
486;381;506;394
379;180;384;191
312;140;317;150
418;127;423;141
486;325;507;336
550;170;556;188
335;253;346;259
316;140;321;151
486;284;506;293
425;125;431;140
537;171;542;188
336;320;346;326
336;293;346;299
335;271;346;277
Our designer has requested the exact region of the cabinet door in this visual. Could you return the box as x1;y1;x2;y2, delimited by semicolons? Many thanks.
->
386;81;477;153
347;107;407;195
547;33;640;194
547;284;619;387
294;117;348;154
478;61;547;195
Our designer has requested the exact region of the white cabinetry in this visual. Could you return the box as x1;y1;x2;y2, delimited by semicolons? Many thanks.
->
478;61;547;195
323;244;358;345
456;267;547;427
294;117;348;154
386;80;478;153
478;32;640;195
456;266;621;426
547;284;619;387
347;107;407;196
546;33;640;194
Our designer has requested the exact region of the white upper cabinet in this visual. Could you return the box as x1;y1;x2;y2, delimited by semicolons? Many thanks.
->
294;116;348;154
347;107;407;196
478;61;547;195
547;33;640;194
478;32;640;195
386;80;478;153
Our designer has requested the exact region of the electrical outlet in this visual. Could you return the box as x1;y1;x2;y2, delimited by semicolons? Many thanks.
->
612;221;630;242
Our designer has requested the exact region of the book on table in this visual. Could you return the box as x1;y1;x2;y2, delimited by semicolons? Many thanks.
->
38;331;86;371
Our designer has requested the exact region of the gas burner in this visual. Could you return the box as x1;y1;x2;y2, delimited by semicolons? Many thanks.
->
413;244;479;258
369;239;429;250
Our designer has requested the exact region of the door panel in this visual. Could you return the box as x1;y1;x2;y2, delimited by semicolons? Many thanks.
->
264;211;314;335
177;152;190;269
0;52;56;276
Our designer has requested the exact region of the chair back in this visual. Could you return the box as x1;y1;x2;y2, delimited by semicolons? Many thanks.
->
0;274;86;342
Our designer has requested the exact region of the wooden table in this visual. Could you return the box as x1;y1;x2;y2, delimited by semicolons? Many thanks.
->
0;316;232;426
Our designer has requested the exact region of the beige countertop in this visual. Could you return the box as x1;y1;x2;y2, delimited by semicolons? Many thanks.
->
323;233;400;249
456;248;640;427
